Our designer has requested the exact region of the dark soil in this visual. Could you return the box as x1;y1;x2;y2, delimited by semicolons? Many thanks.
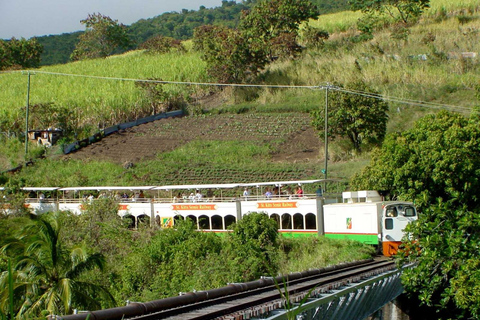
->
64;113;322;166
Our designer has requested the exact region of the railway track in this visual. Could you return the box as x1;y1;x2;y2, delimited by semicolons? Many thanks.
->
58;258;396;320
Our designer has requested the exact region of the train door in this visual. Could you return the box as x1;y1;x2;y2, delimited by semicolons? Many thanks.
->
382;203;417;257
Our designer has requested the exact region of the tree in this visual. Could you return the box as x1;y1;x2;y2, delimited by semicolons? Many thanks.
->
351;110;480;209
71;13;132;61
0;213;115;318
226;212;280;280
138;35;184;54
351;110;480;318
349;0;430;25
193;25;267;83
0;37;43;70
240;0;319;60
311;82;389;152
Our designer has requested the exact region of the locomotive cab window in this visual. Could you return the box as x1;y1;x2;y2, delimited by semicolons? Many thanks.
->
403;206;416;217
385;218;394;230
386;207;398;217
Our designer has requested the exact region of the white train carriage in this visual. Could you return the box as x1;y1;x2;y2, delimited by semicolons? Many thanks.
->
1;180;417;256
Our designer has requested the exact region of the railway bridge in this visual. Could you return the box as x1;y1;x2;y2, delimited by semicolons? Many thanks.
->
56;259;413;320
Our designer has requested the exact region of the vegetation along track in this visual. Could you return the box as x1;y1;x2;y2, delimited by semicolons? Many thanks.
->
57;258;394;320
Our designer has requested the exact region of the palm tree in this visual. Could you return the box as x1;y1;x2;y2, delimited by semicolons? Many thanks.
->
0;213;115;318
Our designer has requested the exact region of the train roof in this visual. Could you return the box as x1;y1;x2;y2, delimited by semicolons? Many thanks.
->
57;186;156;191
241;179;340;187
0;179;343;193
153;183;240;190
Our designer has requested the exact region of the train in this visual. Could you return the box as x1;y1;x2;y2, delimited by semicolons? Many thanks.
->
0;179;418;257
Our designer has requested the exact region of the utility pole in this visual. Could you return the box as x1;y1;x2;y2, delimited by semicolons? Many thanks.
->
24;71;33;159
320;83;337;193
324;85;329;182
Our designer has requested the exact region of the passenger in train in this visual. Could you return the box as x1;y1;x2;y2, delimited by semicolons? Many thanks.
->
243;188;250;200
265;189;272;199
296;186;304;197
195;190;203;201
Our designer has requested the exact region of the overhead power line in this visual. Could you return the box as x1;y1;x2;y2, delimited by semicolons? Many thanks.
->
4;69;473;113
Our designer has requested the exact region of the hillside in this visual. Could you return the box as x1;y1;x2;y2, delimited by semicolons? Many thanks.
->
0;0;479;188
37;0;350;66
64;113;320;165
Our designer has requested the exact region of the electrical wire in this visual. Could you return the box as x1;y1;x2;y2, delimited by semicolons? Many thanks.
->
2;69;473;113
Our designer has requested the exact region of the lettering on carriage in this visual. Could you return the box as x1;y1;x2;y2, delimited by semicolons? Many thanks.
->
171;204;218;210
118;204;130;210
257;202;298;209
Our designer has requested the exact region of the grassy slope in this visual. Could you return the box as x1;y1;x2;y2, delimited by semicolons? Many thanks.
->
1;0;479;186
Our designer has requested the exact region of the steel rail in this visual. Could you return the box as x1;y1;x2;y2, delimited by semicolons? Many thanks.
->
129;259;395;320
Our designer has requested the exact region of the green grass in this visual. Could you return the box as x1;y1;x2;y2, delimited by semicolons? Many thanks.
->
1;0;479;186
0;50;210;132
278;237;375;274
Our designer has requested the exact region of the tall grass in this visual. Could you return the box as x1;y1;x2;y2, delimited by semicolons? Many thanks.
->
0;50;210;134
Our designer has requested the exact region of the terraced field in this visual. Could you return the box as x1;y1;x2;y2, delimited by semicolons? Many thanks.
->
65;113;320;163
62;113;323;185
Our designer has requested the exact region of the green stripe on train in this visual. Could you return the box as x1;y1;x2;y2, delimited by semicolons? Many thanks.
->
325;233;379;245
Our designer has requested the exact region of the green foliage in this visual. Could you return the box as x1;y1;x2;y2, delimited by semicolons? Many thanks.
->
398;203;480;319
135;79;188;114
193;0;319;83
240;0;319;60
352;110;480;317
277;236;374;274
138;35;184;54
311;82;389;152
349;0;431;25
351;111;480;209
0;213;115;317
193;25;268;83
71;13;132;61
0;37;43;70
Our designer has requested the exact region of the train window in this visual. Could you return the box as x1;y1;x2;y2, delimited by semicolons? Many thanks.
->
225;215;236;230
404;206;416;217
293;213;304;230
199;215;210;230
305;213;316;230
270;214;281;229
386;207;398;217
186;215;198;228
281;214;292;229
385;218;394;230
212;215;223;230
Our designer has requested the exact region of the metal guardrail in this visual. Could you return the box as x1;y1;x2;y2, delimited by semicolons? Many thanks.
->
63;110;183;154
254;266;407;320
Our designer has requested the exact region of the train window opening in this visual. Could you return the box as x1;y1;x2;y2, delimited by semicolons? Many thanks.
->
386;207;398;217
199;215;210;230
186;215;198;229
225;215;236;230
281;214;292;230
404;206;416;217
123;215;136;229
137;215;150;228
211;215;223;230
385;218;394;230
270;214;281;229
305;213;316;230
293;213;304;230
174;215;185;225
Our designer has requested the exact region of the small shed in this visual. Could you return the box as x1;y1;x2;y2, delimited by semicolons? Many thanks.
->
28;128;63;147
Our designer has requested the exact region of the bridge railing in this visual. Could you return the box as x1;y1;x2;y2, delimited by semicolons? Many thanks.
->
255;266;408;320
